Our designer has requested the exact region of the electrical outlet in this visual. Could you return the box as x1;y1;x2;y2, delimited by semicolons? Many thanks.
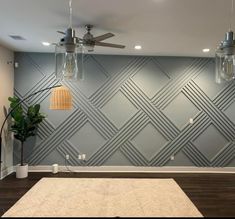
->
14;62;19;68
65;154;70;160
82;154;86;160
189;118;194;124
78;154;86;161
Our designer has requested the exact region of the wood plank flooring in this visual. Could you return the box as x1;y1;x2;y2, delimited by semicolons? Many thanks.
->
0;172;235;217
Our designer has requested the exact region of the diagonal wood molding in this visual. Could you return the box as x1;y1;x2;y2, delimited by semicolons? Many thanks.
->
13;53;235;167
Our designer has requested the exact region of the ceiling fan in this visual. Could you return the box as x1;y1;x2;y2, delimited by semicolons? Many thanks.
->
55;0;125;53
54;0;125;81
81;24;125;52
57;24;125;52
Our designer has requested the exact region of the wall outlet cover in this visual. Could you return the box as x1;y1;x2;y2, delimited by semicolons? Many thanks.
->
82;154;86;160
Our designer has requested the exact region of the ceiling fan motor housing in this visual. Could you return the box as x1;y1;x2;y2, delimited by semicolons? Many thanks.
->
83;29;95;52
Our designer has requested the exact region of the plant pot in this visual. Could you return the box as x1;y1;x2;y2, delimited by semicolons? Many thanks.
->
16;164;28;179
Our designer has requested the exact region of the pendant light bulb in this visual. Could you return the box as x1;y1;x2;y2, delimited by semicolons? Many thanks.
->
62;52;78;80
222;54;235;81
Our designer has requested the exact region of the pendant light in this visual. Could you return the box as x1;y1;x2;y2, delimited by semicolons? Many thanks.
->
215;0;235;83
55;0;82;81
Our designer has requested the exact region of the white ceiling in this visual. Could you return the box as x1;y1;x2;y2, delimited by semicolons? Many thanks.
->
0;0;233;57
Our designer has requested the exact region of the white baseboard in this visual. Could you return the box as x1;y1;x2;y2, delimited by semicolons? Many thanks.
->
3;165;234;180
1;166;14;180
20;165;235;174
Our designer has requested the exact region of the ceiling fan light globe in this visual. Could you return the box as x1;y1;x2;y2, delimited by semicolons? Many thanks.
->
84;44;94;52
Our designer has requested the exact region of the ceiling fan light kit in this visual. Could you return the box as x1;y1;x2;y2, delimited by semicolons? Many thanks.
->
215;0;235;83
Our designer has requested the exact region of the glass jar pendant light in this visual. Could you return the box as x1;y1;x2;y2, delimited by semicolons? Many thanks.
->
215;0;235;83
55;0;83;81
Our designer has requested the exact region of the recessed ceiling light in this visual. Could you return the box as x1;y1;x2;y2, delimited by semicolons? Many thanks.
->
202;48;210;53
42;42;50;46
134;45;142;50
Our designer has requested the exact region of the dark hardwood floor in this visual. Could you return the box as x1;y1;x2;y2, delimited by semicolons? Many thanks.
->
0;172;235;217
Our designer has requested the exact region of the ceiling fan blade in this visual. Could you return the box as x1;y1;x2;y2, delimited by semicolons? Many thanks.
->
95;41;125;49
93;33;115;42
57;31;65;35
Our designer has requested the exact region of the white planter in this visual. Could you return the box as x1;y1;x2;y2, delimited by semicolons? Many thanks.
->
16;164;28;179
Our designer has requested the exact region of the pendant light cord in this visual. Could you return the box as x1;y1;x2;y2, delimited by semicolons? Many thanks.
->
229;0;234;31
69;0;72;28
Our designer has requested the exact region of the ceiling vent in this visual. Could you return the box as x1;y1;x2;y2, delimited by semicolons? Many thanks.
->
9;35;26;40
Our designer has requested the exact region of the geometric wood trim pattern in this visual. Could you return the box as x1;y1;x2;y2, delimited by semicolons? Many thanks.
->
13;53;235;167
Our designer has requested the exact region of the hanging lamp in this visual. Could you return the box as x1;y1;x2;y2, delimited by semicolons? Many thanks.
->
55;0;82;81
215;0;235;83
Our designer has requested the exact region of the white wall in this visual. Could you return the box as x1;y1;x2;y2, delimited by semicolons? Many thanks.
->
0;45;14;179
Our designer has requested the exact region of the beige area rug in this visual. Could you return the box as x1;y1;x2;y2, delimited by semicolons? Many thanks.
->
3;178;203;217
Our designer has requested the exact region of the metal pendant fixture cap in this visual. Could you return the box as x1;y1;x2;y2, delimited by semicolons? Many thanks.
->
218;31;235;53
59;28;79;53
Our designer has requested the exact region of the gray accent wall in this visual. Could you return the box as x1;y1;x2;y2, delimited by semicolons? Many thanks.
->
13;53;235;167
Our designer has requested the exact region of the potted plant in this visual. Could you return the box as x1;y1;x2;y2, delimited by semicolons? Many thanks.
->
8;96;45;178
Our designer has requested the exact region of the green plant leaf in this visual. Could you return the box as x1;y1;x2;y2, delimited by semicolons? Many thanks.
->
8;97;46;157
34;104;40;113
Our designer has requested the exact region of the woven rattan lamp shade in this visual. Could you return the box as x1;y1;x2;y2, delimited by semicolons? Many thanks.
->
50;86;72;110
